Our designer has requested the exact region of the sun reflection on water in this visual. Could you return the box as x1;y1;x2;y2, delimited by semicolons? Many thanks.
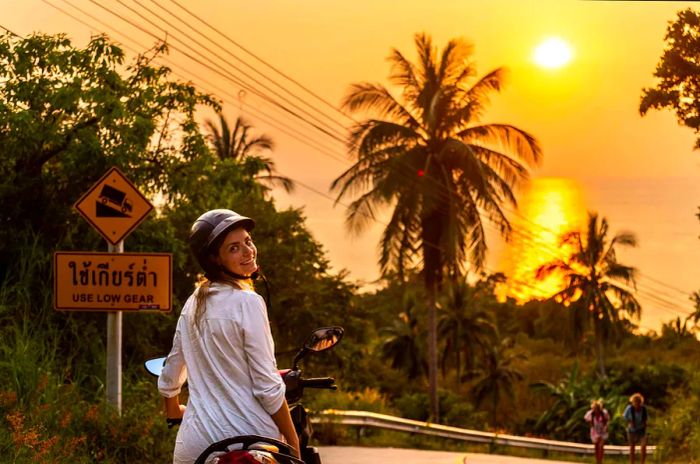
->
499;177;587;302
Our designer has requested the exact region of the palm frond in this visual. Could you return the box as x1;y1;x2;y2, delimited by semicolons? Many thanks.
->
342;83;421;130
457;123;541;167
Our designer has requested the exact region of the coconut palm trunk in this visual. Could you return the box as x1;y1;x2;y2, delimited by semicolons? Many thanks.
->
423;211;443;420
594;317;606;378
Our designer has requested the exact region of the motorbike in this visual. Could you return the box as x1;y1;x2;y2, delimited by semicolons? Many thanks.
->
144;326;343;464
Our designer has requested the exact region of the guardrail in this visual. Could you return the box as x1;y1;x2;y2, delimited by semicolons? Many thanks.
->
311;409;656;456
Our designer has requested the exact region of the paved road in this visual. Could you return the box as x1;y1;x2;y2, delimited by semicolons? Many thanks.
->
317;446;577;464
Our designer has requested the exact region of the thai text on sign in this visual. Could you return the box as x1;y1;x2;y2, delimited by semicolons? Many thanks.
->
54;251;171;312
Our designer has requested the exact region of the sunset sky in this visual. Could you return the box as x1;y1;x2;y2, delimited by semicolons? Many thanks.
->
4;0;699;331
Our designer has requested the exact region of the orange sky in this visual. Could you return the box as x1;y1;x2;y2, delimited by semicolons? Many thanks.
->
5;0;700;331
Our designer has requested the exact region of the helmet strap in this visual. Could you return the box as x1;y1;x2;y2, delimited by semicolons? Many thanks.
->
221;266;260;281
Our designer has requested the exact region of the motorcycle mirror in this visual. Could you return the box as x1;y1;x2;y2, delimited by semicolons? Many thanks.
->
305;326;344;352
292;326;344;370
144;357;166;377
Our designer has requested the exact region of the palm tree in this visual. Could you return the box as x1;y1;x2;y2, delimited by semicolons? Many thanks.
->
380;292;425;379
467;337;524;427
438;278;496;391
536;212;640;378
331;33;541;420
205;112;294;193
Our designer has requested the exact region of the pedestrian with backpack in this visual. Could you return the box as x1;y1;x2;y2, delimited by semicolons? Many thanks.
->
623;393;648;464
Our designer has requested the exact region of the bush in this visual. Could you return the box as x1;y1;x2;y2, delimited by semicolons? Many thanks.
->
653;371;700;463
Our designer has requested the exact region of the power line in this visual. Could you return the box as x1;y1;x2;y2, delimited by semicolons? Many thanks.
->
163;0;357;125
0;24;21;37
150;0;353;131
48;0;351;167
126;0;349;142
88;0;349;145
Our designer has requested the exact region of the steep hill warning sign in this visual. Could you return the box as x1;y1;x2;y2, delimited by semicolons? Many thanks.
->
54;252;171;312
74;167;153;245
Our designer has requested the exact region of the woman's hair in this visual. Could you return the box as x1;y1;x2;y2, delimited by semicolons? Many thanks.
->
193;274;253;330
629;392;645;404
591;399;603;409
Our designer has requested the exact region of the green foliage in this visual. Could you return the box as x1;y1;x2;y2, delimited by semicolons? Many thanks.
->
529;363;627;444
640;8;700;150
654;372;700;463
0;32;216;269
393;390;487;429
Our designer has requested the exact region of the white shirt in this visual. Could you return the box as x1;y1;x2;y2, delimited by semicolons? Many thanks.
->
158;283;286;464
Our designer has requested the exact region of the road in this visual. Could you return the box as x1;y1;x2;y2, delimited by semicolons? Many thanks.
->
317;446;577;464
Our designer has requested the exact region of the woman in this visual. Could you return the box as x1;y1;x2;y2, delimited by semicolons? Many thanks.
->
158;209;300;463
584;399;610;464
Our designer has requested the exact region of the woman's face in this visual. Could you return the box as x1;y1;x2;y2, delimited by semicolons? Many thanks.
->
215;227;258;277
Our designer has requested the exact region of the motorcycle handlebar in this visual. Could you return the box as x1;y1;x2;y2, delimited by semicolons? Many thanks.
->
166;418;182;428
300;377;336;389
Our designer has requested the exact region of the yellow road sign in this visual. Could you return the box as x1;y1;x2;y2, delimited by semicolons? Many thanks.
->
74;167;153;245
54;252;172;312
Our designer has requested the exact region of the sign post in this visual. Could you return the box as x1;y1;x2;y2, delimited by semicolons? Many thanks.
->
56;167;169;415
106;241;123;412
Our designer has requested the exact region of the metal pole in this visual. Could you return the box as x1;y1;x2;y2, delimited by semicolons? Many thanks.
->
107;240;123;414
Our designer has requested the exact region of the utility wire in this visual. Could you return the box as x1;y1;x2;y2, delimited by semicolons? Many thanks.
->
150;0;353;131
48;0;350;167
164;0;357;125
127;0;349;142
88;0;349;145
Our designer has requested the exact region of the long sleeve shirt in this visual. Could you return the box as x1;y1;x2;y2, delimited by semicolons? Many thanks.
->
158;283;286;463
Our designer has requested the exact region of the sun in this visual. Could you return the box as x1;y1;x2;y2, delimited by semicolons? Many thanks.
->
533;37;573;69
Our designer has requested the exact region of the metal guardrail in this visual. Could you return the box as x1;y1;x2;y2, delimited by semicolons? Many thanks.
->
311;409;656;456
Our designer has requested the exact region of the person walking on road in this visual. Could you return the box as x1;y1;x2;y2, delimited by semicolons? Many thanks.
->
584;399;610;464
623;393;648;464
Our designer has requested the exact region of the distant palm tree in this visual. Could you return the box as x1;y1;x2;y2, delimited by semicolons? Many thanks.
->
438;278;496;390
380;292;425;379
467;337;524;427
205;112;294;193
536;212;640;377
690;291;700;327
331;33;541;420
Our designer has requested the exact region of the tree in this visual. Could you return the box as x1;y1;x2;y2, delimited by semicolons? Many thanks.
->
380;291;425;380
536;212;641;377
640;8;700;150
204;111;294;193
438;277;496;390
0;33;216;266
467;337;524;427
331;33;541;420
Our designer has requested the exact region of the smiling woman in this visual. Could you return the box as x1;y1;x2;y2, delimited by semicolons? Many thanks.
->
533;37;573;69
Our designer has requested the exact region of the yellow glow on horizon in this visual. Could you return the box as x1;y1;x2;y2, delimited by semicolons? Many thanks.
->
498;178;586;302
533;37;573;69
